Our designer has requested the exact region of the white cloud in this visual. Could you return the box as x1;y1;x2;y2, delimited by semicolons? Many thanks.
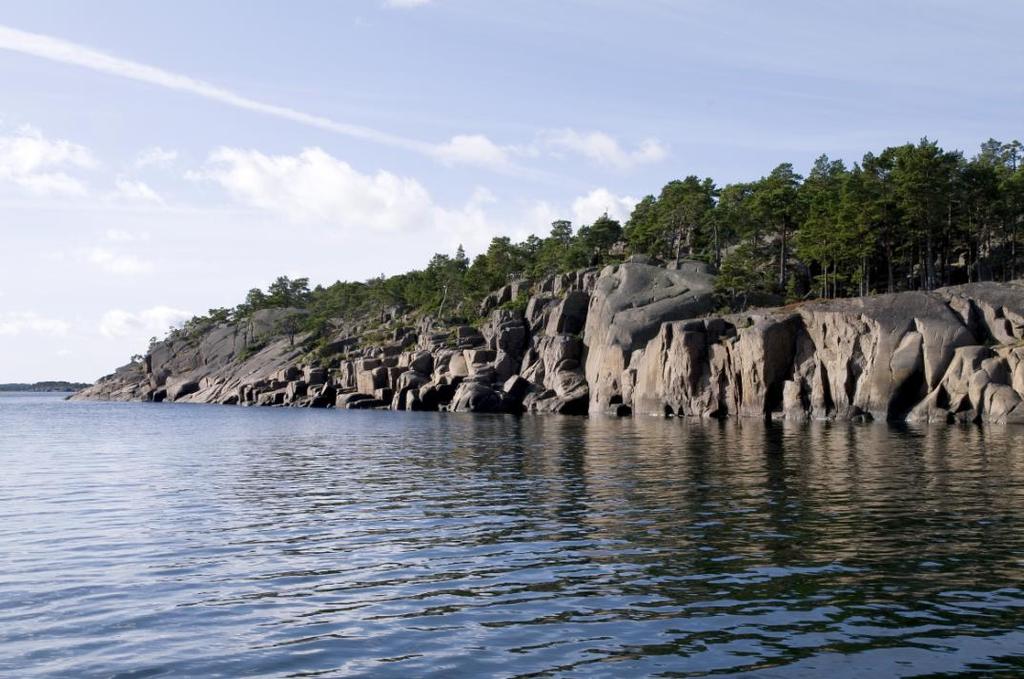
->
542;129;668;170
384;0;431;6
192;145;543;253
99;306;192;339
0;312;70;337
135;146;178;168
194;146;434;230
190;145;647;255
85;247;155;275
435;135;513;170
105;228;150;242
572;188;638;225
0;125;95;195
112;176;163;203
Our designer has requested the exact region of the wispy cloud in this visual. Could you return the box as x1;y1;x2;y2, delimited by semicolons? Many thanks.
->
0;25;655;176
135;146;178;168
111;176;163;204
0;24;480;164
541;129;668;170
84;247;155;275
383;0;432;7
105;228;150;243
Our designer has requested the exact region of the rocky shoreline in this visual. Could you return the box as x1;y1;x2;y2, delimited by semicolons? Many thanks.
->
73;260;1024;425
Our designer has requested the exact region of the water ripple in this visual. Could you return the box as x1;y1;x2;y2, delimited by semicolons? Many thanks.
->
1;393;1023;677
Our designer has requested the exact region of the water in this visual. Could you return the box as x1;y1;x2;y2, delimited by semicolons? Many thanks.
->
2;392;1024;677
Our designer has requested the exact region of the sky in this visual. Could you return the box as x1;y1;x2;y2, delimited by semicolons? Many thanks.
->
0;0;1021;383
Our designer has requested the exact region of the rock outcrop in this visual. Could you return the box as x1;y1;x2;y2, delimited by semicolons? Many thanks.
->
73;263;1024;426
584;259;717;412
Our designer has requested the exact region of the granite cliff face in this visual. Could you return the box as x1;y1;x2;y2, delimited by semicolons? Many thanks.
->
73;261;1024;425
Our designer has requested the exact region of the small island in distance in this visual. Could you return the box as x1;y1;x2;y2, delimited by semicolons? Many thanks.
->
1;381;92;392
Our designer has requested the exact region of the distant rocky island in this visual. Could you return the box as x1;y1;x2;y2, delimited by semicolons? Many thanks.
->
73;258;1024;425
2;381;91;392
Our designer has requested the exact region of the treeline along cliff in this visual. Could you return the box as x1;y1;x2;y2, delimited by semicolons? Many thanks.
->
75;137;1024;424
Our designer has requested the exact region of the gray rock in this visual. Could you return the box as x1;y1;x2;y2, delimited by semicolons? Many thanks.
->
545;291;590;336
585;261;716;411
451;381;505;413
167;380;199;401
503;375;533;403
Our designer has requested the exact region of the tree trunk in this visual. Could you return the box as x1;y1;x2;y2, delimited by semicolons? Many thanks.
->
436;283;449;325
779;222;788;289
713;223;721;269
925;230;935;290
886;239;895;293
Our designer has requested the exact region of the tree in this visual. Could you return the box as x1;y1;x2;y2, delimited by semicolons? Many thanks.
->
859;150;901;292
624;196;659;254
890;139;957;290
795;155;850;297
266;276;311;307
532;220;575;277
623;178;716;262
657;177;717;262
715;242;773;310
751;163;804;288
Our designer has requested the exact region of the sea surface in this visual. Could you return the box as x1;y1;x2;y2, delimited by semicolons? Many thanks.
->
2;392;1023;677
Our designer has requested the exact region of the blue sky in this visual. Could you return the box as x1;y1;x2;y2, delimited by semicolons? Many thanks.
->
0;0;1021;382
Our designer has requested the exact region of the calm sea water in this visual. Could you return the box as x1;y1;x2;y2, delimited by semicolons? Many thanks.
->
2;392;1024;677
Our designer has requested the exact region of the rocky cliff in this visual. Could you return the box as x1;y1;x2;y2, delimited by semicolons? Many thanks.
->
73;261;1024;425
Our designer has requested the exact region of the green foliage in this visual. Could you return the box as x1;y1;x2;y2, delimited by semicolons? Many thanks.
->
499;292;530;315
715;242;773;310
236;340;266;363
625;176;716;262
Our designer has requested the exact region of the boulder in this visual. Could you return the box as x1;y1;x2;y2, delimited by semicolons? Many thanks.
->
451;381;506;413
337;392;373;408
419;381;459;411
285;380;307;402
309;385;336;408
347;398;388;410
464;349;497;376
503;375;533;404
167;380;200;401
276;366;301;382
396;370;431;391
303;366;327;386
357;366;389;394
448;353;470;377
408;350;434;375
